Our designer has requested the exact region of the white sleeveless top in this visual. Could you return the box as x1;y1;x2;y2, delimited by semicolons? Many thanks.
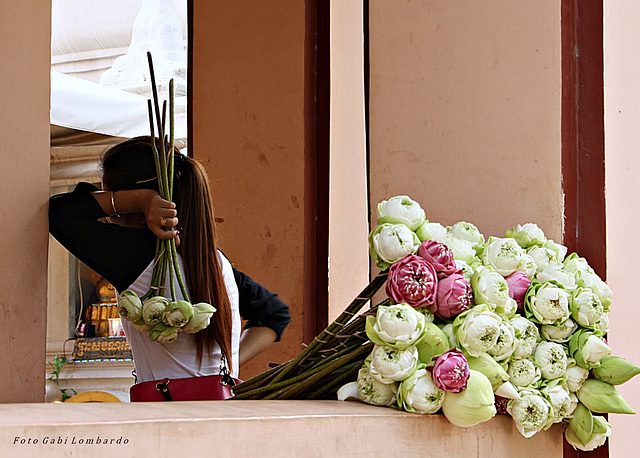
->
120;251;241;383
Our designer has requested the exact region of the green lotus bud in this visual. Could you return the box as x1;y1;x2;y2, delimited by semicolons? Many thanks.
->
567;402;594;447
149;322;180;344
441;370;496;427
415;322;450;363
568;328;611;369
592;355;640;385
466;352;509;391
164;300;194;328
182;302;216;334
566;412;611;452
577;379;635;414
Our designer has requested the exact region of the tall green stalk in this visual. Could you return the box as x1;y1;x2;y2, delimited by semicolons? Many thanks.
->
145;52;190;303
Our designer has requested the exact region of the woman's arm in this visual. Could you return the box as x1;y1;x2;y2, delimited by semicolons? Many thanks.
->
238;327;279;365
91;189;179;240
232;267;291;364
49;183;173;292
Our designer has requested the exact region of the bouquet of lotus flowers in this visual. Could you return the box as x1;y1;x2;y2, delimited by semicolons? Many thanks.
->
116;53;216;344
234;194;639;452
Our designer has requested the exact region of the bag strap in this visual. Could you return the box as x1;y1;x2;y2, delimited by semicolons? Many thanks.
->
219;354;236;387
155;378;174;401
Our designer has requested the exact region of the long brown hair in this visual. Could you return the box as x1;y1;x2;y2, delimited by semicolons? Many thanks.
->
102;137;233;368
174;157;233;367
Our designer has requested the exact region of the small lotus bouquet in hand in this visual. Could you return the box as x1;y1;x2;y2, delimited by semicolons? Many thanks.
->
116;53;216;343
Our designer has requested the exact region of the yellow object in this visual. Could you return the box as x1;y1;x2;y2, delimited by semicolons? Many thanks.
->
63;391;122;403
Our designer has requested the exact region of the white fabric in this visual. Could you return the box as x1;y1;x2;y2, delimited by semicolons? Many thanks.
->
50;71;188;140
120;251;240;383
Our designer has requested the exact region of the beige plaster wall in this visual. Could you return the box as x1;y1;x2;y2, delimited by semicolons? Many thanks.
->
190;1;306;379
604;1;640;455
368;1;563;242
328;0;370;322
0;1;51;402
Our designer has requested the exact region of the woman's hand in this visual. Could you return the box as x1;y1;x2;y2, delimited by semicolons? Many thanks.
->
140;191;180;240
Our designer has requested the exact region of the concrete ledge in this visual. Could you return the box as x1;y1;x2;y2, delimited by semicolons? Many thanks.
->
0;400;562;457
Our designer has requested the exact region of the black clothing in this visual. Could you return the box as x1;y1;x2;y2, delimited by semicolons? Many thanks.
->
49;182;291;340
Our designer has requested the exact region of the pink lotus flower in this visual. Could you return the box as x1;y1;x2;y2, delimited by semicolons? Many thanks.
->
386;254;438;307
505;271;532;313
431;349;470;393
434;273;473;319
417;240;459;278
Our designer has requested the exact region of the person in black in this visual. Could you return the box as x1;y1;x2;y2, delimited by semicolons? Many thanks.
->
49;137;290;383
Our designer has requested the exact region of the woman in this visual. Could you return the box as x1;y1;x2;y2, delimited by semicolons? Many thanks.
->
49;137;290;395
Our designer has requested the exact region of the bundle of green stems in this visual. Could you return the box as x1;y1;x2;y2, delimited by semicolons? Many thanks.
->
140;52;189;303
232;271;389;400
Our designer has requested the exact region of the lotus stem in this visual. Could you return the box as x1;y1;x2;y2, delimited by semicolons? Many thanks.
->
270;342;373;400
269;272;387;384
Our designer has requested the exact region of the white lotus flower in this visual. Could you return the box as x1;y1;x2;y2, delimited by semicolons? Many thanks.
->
590;278;613;310
441;370;496;427
507;388;552;438
142;296;169;326
487;321;517;362
565;414;611;452
536;265;576;290
365;304;426;349
516;253;538;279
507;357;541;387
163;300;194;328
117;290;142;322
416;221;447;242
454;259;474;283
149;322;180;344
506;223;547;248
397;367;445;414
565;359;589;392
355;367;397;406
534;341;567;380
541;381;572;423
525;281;571;325
471;265;511;311
510;315;540;359
570;288;604;327
369;223;421;269
544;240;568;263
369;345;419;384
453;305;502;357
527;246;561;273
482;237;523;277
443;234;477;264
495;297;518;320
540;318;577;343
377;195;426;231
448;221;485;246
